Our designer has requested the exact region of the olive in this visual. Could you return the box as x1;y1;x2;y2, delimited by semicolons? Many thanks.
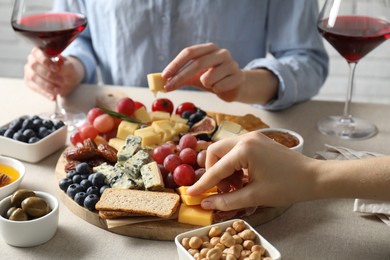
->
9;208;29;221
6;206;18;219
21;197;51;218
11;189;36;208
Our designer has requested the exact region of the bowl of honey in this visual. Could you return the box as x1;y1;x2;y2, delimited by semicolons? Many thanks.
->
0;156;25;200
259;128;304;153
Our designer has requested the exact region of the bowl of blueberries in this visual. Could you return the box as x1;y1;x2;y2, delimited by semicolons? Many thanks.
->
0;115;67;163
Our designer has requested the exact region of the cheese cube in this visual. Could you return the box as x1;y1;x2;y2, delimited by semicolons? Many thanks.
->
108;138;126;152
219;121;242;133
134;106;152;124
149;111;171;121
151;120;176;143
178;204;213;226
117;135;143;163
116;121;140;140
173;123;190;135
134;126;161;148
147;73;166;96
176;186;218;195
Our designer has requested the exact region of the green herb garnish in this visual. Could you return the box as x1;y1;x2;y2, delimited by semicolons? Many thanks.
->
99;107;144;124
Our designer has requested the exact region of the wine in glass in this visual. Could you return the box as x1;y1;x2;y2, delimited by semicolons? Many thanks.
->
11;0;88;131
317;0;390;139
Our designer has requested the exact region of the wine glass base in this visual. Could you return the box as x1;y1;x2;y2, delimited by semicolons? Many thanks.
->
41;109;86;132
317;115;378;140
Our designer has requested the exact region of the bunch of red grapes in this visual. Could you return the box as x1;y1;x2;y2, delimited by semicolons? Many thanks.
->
152;133;211;188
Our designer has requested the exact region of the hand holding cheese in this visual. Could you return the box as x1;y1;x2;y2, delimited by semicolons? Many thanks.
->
188;130;390;211
161;42;278;105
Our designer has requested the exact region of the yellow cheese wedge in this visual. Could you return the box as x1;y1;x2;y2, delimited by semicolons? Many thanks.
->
147;73;167;96
134;106;152;124
116;121;140;140
151;120;176;143
173;123;190;135
108;138;126;152
170;114;188;124
178;204;213;226
134;126;161;148
180;193;217;206
176;186;218;195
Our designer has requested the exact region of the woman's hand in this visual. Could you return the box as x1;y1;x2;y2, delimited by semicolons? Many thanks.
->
24;47;85;101
162;42;245;102
187;131;319;211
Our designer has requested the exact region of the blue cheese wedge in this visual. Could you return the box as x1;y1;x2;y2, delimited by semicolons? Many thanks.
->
140;161;165;191
117;135;142;163
122;149;151;179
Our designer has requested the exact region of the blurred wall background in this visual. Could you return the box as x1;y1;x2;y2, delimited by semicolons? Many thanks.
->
1;0;389;104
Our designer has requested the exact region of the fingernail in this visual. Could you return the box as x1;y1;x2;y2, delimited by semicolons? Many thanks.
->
201;200;215;210
164;78;174;91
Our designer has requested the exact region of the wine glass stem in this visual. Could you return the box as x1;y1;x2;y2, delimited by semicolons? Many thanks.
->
342;62;357;122
50;56;66;119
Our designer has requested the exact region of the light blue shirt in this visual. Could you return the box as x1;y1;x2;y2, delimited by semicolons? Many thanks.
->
61;0;329;110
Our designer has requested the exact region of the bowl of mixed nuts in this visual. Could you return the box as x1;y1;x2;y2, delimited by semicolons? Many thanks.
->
175;219;281;260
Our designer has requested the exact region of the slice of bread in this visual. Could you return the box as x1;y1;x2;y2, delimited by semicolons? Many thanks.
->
96;188;180;218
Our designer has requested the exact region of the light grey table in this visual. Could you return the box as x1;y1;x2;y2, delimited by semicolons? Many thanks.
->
1;77;389;259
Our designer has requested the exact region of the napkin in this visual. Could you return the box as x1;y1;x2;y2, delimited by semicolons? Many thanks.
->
314;144;390;227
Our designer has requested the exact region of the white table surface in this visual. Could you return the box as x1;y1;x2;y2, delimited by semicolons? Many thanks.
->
1;77;389;260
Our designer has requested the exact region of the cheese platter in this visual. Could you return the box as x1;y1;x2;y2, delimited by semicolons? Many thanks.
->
55;80;293;240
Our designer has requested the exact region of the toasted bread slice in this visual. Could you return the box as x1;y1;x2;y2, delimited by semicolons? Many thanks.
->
96;188;180;218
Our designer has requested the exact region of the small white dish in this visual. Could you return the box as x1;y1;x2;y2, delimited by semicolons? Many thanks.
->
0;156;25;200
175;219;281;260
0;191;59;247
259;127;304;153
0;115;67;163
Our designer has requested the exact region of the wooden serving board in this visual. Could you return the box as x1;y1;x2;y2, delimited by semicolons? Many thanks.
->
55;150;289;241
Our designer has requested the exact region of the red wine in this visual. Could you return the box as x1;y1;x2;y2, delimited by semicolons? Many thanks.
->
318;16;390;63
12;13;87;58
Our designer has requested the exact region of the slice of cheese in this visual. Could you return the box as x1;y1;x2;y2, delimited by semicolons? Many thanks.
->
147;73;167;96
140;161;165;191
176;186;218;195
170;114;188;124
178;204;213;226
134;106;152;124
151;120;176;143
117;135;142;163
116;121;140;140
180;193;217;206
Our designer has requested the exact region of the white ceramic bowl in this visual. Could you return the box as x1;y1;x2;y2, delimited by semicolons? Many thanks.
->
175;219;281;260
260;127;304;153
0;191;59;247
0;115;67;163
0;156;25;200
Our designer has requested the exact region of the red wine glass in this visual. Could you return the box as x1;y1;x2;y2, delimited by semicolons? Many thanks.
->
11;0;87;131
317;0;390;139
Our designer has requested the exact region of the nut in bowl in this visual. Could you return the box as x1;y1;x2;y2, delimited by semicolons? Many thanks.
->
259;128;304;153
0;190;59;247
175;219;281;260
0;115;67;163
0;156;25;200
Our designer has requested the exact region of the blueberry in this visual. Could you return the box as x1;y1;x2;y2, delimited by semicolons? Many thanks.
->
72;174;83;184
21;119;34;131
28;137;41;143
91;172;106;187
23;129;36;140
66;170;77;179
74;192;87;206
80;179;93;190
32;119;43;131
54;120;65;130
9;118;23;131
83;194;99;211
75;162;91;175
196;108;207;117
13;131;28;143
86;186;100;196
0;127;7;136
188;113;204;124
59;178;73;192
100;185;109;195
4;129;15;138
42;119;54;129
66;183;84;199
182;111;192;119
38;127;50;138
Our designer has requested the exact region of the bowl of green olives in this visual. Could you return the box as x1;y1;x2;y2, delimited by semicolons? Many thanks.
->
0;189;59;247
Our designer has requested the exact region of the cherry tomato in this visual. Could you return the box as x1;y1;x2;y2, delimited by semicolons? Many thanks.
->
87;107;104;125
116;97;135;116
134;101;146;110
175;102;196;117
152;98;174;114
